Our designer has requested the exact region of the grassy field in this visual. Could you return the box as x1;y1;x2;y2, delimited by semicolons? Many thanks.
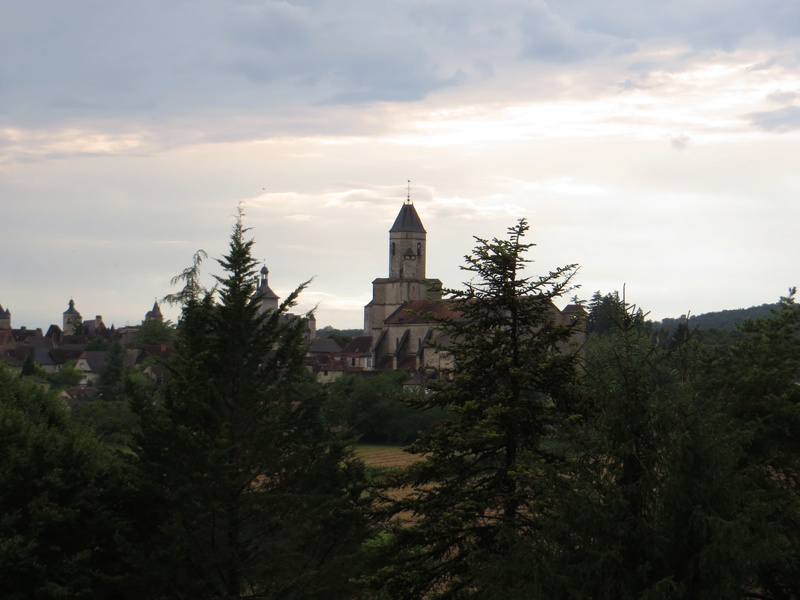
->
355;444;420;469
355;445;423;518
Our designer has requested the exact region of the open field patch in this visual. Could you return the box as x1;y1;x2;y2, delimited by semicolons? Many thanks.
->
355;444;420;469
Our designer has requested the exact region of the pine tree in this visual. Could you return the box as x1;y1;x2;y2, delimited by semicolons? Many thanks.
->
377;219;583;599
552;294;752;599
709;289;800;597
132;211;369;599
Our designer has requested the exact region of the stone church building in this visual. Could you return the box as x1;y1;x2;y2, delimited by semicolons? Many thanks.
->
352;200;584;379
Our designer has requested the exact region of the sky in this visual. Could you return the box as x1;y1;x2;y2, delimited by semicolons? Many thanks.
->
3;0;800;331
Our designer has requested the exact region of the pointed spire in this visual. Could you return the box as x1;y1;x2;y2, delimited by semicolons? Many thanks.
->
255;263;279;301
390;202;426;233
64;299;80;314
145;299;163;322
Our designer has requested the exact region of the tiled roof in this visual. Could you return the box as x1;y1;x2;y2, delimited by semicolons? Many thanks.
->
45;324;62;338
309;337;343;354
78;351;109;372
51;347;84;365
341;335;372;354
562;303;586;314
384;299;461;325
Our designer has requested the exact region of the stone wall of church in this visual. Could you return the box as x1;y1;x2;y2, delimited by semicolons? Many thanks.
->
389;230;426;280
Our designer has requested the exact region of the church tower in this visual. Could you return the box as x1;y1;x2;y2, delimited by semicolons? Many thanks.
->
145;300;163;322
389;201;427;280
63;299;83;336
364;199;442;339
0;304;10;330
254;265;280;315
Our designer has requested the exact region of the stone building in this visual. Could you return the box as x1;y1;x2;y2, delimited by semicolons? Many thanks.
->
62;299;83;335
254;263;316;341
357;200;585;379
363;201;443;341
0;304;11;330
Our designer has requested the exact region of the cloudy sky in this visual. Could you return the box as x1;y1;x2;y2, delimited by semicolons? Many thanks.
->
3;0;800;331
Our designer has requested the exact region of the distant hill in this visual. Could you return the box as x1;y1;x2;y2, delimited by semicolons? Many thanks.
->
656;303;779;332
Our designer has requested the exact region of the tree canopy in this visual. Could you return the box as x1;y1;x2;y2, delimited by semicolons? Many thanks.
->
130;211;370;599
376;219;583;599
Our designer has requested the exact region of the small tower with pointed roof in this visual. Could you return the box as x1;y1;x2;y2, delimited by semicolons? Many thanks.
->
62;299;83;336
145;300;163;323
0;304;10;330
389;198;427;281
254;264;280;315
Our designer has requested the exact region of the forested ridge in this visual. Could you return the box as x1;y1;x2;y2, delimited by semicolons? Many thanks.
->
656;303;781;332
4;215;800;599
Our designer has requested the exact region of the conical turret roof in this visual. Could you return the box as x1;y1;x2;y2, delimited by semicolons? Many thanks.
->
255;265;279;300
390;202;426;233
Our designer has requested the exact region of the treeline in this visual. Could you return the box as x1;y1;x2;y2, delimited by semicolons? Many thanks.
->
656;302;780;332
4;215;800;599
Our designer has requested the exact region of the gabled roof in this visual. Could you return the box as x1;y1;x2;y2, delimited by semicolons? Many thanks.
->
562;303;586;315
77;351;109;372
51;347;84;365
341;335;372;355
309;336;343;355
45;324;62;338
390;202;426;234
384;299;461;326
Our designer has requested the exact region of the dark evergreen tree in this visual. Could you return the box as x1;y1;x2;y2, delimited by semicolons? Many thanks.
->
19;352;37;377
97;341;126;401
131;212;369;599
708;289;800;598
376;219;583;599
552;294;753;599
586;290;622;335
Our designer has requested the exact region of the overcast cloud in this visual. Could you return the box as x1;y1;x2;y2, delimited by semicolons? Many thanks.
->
2;0;799;330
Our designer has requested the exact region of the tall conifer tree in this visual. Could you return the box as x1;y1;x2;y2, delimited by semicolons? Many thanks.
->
377;219;582;599
553;294;752;599
710;290;800;597
132;211;368;599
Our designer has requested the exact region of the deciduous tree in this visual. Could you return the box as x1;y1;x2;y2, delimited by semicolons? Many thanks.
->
0;367;127;599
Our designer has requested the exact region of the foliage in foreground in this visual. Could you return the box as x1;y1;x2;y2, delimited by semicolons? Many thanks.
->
128;213;371;599
0;369;126;599
375;219;583;599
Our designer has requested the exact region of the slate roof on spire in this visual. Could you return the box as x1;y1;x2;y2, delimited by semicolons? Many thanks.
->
64;299;80;315
255;266;279;300
145;300;163;321
390;202;426;233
